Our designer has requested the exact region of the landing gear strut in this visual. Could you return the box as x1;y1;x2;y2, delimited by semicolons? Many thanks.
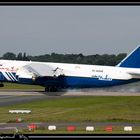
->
0;83;4;87
45;86;58;92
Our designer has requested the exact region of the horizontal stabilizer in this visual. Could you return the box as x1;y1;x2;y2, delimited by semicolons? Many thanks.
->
127;71;140;79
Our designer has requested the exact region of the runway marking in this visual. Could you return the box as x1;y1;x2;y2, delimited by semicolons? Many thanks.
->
0;92;44;96
0;95;16;99
0;91;140;97
62;92;140;96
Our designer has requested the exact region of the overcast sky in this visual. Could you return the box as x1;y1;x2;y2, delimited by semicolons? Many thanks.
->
0;6;140;56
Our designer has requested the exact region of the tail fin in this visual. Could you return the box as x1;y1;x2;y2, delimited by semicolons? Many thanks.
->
117;46;140;68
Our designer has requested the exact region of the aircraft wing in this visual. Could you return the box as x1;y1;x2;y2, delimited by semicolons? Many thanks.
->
23;63;54;77
16;62;64;79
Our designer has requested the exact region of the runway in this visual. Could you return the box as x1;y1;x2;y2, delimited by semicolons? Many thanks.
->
0;90;47;106
0;88;140;106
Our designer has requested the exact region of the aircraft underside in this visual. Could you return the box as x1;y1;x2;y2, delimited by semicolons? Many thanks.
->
0;72;139;92
27;76;140;92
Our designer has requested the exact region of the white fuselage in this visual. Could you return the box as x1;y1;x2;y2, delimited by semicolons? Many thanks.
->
0;60;139;81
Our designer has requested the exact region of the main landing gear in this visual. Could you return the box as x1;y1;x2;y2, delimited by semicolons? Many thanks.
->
0;83;4;87
45;86;59;92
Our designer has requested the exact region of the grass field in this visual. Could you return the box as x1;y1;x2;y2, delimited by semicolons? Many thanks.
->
0;96;140;123
0;82;44;90
1;96;140;134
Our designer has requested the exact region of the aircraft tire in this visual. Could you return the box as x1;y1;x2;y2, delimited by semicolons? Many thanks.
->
0;83;4;87
45;86;58;92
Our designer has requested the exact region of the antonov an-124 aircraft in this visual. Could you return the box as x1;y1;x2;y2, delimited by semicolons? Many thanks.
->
0;46;140;92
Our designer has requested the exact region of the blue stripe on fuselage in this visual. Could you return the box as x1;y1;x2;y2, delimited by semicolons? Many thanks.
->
0;71;139;88
58;76;139;88
35;76;140;88
0;72;17;82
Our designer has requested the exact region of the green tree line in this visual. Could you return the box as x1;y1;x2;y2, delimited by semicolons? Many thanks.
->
0;52;127;66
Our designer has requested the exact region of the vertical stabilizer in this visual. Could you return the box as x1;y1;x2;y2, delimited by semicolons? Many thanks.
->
117;46;140;68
